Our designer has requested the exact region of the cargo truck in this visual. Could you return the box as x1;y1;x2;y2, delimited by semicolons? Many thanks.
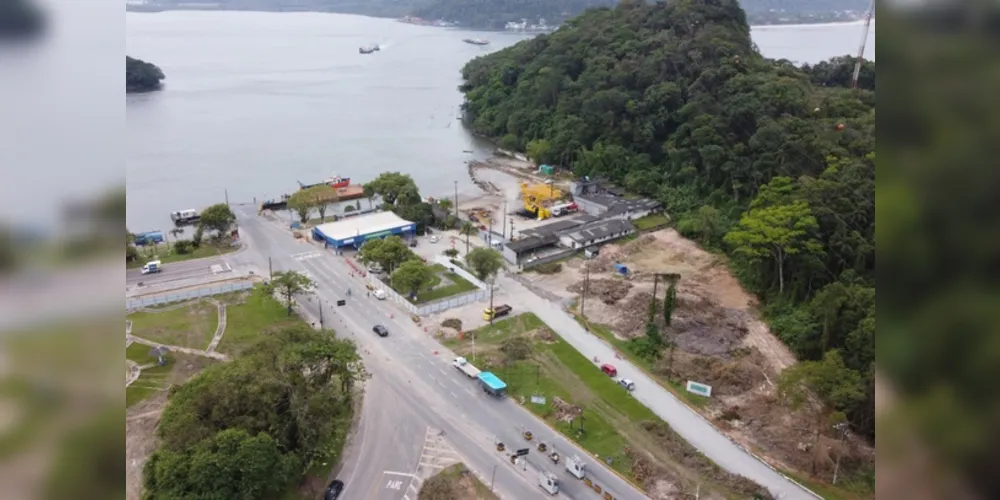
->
482;304;512;321
452;357;481;378
477;371;507;397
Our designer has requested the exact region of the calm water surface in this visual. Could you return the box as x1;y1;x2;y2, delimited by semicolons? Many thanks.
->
126;12;875;231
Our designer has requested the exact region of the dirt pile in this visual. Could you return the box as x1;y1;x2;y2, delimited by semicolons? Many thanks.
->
654;349;766;396
551;396;582;423
567;278;633;305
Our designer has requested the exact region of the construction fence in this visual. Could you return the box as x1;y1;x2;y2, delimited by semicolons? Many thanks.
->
126;281;256;311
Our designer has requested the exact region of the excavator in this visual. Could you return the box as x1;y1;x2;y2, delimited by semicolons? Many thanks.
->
520;181;563;221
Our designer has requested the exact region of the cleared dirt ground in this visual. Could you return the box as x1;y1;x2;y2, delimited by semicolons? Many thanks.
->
516;228;865;477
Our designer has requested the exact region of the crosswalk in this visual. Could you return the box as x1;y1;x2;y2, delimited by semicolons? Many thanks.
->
291;251;323;261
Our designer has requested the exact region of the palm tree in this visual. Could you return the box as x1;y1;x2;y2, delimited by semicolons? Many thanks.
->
459;221;477;255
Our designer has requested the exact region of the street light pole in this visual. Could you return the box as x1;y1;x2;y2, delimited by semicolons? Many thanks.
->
490;465;497;493
454;180;459;220
319;299;324;328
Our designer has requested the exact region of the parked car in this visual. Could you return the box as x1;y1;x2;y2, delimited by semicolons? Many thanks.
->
409;239;418;247
373;324;389;337
616;377;635;391
600;363;617;377
372;289;387;300
429;235;440;243
323;479;345;500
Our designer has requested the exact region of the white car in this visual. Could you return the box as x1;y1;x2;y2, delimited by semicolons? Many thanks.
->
429;235;439;243
372;289;387;300
616;377;635;391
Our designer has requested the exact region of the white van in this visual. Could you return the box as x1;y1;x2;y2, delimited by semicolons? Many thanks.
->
141;260;162;275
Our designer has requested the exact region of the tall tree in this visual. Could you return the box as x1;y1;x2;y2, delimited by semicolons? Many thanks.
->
301;184;337;222
266;270;315;316
391;259;435;299
357;236;412;274
459;221;477;254
724;200;823;294
663;279;677;327
198;203;236;235
464;247;504;282
364;172;419;206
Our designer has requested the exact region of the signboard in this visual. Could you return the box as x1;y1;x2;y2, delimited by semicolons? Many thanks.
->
530;395;547;405
336;299;346;306
515;448;530;457
686;381;713;397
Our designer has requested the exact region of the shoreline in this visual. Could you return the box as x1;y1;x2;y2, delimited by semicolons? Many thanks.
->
126;7;869;30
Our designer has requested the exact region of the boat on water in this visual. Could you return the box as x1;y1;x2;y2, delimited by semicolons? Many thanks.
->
359;44;380;54
170;208;200;225
299;174;352;190
463;38;489;46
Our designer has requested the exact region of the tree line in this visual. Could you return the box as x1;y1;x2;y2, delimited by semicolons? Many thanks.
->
142;325;366;499
459;0;875;459
127;56;166;93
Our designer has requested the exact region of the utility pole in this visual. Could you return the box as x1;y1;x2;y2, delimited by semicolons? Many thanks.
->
509;219;515;240
490;465;497;493
319;299;324;328
580;264;590;327
454;180;459;220
225;189;230;207
268;256;273;280
501;199;507;239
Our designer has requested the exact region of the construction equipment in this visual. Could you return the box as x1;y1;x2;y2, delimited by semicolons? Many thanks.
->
852;0;875;89
520;181;563;221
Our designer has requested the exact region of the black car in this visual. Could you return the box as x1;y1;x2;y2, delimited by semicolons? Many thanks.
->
323;479;344;500
409;239;418;247
373;324;389;337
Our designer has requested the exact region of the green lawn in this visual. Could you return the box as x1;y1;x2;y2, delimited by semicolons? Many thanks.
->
632;213;670;231
217;288;305;355
446;314;749;499
127;301;218;350
127;241;240;269
126;362;173;408
574;315;709;409
126;342;160;364
394;264;480;304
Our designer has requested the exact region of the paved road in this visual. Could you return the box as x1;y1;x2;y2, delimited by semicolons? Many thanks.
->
496;275;818;500
234;206;650;500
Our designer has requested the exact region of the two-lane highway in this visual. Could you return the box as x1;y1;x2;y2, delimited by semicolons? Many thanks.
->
233;205;651;500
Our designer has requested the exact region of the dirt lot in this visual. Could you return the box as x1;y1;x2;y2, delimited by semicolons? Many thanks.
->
418;462;498;500
516;228;864;476
126;355;215;500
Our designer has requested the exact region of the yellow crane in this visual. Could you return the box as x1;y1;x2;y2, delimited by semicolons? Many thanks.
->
520;181;562;221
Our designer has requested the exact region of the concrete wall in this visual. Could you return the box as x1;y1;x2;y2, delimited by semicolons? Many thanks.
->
575;197;609;217
127;281;256;311
520;248;578;270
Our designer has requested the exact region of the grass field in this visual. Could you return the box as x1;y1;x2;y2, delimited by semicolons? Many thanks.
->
126;362;172;408
217;288;304;355
393;264;480;304
632;213;670;231
127;240;240;269
443;314;755;499
128;301;218;350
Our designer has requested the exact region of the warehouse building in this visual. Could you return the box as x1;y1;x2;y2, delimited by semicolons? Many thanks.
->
312;211;415;249
558;218;636;249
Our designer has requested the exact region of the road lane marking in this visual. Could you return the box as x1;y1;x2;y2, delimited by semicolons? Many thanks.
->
450;391;457;398
383;471;419;478
385;479;404;490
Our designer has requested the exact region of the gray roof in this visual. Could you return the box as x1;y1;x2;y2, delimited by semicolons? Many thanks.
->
505;234;559;253
575;193;619;209
521;218;586;238
561;218;636;244
604;197;662;217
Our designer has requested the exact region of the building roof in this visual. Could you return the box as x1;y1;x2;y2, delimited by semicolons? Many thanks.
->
561;218;636;245
505;234;559;253
603;197;662;217
477;371;507;391
314;211;413;242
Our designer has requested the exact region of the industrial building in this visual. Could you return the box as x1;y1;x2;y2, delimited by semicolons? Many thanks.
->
570;178;662;220
500;214;636;265
311;211;415;249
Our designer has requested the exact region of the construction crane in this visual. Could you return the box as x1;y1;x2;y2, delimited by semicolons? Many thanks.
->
520;181;563;221
852;0;876;89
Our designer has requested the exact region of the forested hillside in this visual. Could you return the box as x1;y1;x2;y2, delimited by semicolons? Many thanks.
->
413;0;869;28
126;56;166;93
460;0;875;444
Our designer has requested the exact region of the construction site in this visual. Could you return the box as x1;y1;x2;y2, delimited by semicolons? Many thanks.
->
515;229;876;481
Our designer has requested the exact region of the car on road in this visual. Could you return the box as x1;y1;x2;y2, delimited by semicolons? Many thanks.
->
409;239;418;247
323;479;344;500
429;235;439;243
372;288;387;300
140;260;162;275
600;363;617;377
616;377;635;391
373;324;389;337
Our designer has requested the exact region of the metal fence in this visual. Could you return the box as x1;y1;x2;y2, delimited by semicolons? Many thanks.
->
416;289;490;315
127;282;255;311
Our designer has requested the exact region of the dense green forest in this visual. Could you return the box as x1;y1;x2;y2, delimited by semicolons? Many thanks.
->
413;0;868;28
460;0;875;443
126;56;165;93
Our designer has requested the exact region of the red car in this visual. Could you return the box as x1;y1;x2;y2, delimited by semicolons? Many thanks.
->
600;363;617;377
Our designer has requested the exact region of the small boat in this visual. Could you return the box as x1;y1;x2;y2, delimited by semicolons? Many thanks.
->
299;174;352;190
463;38;489;46
359;44;380;54
170;209;200;225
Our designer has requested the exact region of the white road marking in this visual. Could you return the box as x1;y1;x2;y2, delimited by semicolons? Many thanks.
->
383;471;419;479
450;391;457;398
385;479;404;490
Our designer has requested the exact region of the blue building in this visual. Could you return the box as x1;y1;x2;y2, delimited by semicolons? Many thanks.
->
311;211;415;249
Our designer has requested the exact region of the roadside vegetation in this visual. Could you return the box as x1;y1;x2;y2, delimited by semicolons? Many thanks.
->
461;0;874;493
419;463;498;500
443;313;772;499
127;202;240;268
126;55;165;92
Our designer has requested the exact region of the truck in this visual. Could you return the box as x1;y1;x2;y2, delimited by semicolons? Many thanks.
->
482;304;512;321
140;260;162;275
550;202;578;217
565;455;586;479
538;471;559;495
452;357;481;378
477;371;507;397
